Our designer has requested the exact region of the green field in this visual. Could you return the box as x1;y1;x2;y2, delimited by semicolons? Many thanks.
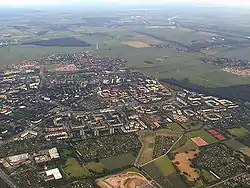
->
142;156;187;188
223;139;246;150
187;130;218;144
86;162;105;173
227;127;249;137
154;156;176;176
62;148;73;157
101;153;136;170
201;169;218;184
63;158;91;178
173;137;198;153
168;123;184;132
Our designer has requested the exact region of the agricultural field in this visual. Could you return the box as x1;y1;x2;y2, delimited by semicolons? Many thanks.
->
187;130;219;145
142;156;188;188
154;156;176;176
63;158;91;178
223;139;246;150
122;41;150;48
227;127;249;137
137;27;215;44
2;25;250;88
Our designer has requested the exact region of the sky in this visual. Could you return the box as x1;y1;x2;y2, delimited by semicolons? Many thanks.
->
0;0;249;6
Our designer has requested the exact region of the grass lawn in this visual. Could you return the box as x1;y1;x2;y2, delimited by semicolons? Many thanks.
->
187;130;218;144
173;139;198;153
86;162;105;173
101;153;136;170
64;158;91;178
201;169;218;183
168;123;184;132
223;139;246;150
62;148;73;156
227;127;249;137
154;155;176;176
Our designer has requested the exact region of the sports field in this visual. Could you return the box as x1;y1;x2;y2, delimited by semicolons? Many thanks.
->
191;137;208;146
187;130;218;145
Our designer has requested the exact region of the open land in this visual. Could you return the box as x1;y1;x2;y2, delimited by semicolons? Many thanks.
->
64;158;91;178
227;127;249;137
173;149;200;182
96;171;149;188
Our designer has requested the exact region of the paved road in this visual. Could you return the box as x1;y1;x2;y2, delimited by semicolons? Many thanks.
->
0;168;18;188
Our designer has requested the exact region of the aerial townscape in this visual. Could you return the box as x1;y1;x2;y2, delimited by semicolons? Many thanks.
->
1;1;250;188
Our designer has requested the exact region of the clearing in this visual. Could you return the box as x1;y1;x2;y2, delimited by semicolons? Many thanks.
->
172;149;200;182
96;171;149;188
101;153;136;170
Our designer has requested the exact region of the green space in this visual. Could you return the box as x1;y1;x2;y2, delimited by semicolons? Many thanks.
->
142;156;187;188
227;127;249;137
63;158;91;178
168;123;184;132
223;139;246;150
86;162;105;173
173;137;198;153
187;130;218;144
101;153;136;170
62;148;73;156
154;155;176;176
201;169;218;183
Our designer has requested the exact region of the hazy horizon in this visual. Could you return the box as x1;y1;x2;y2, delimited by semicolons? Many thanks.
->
0;0;250;7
